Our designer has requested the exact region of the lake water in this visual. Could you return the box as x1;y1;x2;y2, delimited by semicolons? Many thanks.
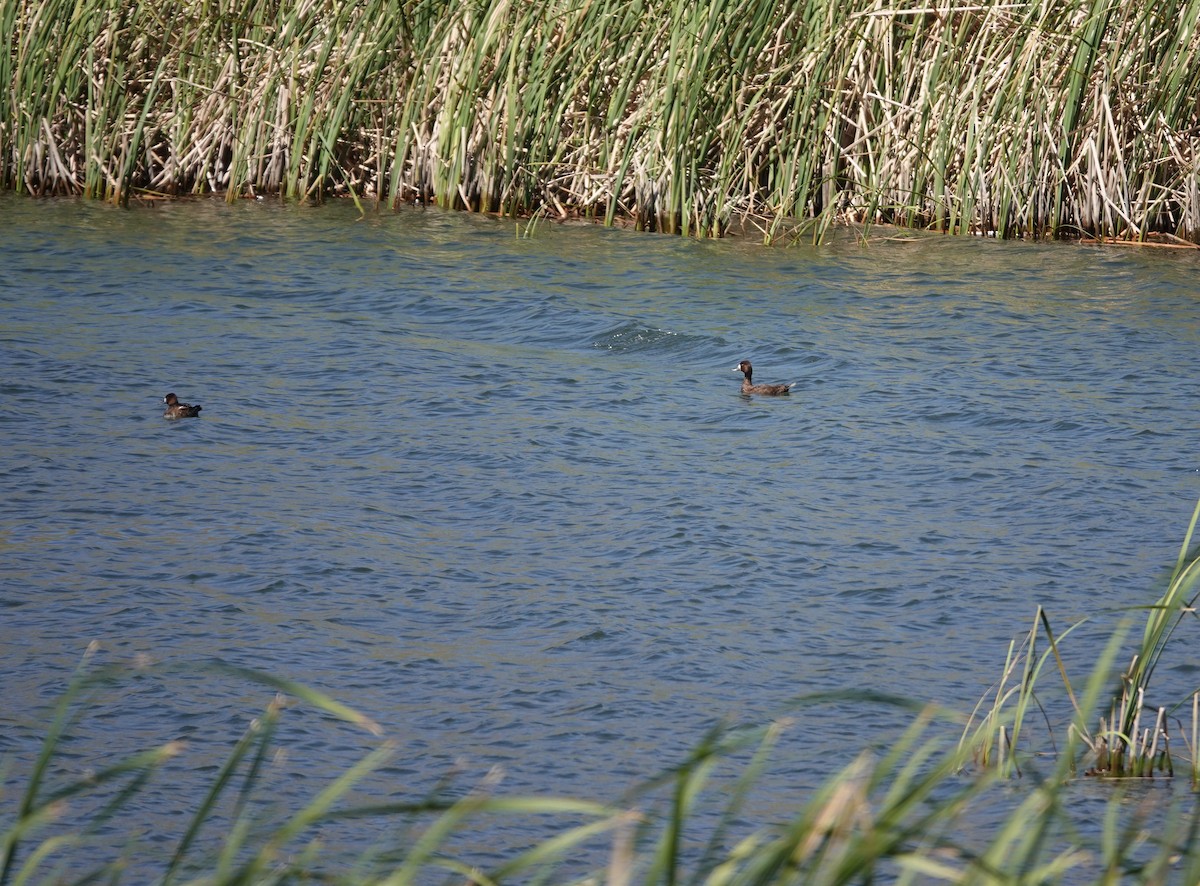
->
2;194;1200;879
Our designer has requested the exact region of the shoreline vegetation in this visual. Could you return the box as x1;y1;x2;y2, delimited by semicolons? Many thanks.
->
3;0;1200;243
3;504;1200;884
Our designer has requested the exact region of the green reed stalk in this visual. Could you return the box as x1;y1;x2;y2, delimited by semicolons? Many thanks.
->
11;645;1200;884
1;644;98;886
0;646;188;886
8;0;1200;241
1117;496;1200;738
959;606;1090;778
967;497;1200;781
160;695;282;886
968;626;1127;882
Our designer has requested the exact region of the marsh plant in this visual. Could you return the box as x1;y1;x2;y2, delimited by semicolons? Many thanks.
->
962;497;1200;784
3;0;1200;242
4;652;1200;884
5;497;1200;886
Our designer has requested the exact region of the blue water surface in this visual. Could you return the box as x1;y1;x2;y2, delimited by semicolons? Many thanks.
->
2;195;1199;878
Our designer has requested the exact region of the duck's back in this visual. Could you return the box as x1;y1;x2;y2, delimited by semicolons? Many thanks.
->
164;393;202;418
743;379;793;396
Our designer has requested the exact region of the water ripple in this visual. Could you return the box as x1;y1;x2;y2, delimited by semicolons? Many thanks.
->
3;197;1200;876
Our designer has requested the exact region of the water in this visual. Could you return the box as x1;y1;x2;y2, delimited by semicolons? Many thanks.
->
2;194;1200;877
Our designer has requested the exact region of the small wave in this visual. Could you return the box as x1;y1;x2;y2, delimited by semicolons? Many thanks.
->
590;321;677;352
590;320;715;356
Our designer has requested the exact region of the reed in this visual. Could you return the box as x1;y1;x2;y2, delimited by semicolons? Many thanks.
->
6;643;1200;885
958;606;1076;778
3;0;1200;241
963;497;1200;784
1080;496;1200;778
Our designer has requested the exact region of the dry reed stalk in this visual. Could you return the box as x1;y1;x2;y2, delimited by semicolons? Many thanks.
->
3;0;1200;240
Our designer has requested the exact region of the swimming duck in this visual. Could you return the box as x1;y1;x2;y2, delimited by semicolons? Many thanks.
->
733;360;795;396
163;392;202;419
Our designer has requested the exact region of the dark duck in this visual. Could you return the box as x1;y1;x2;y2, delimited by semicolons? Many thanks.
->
733;360;795;396
163;392;202;419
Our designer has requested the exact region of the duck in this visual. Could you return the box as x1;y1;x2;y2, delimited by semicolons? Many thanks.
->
733;360;795;396
163;392;202;419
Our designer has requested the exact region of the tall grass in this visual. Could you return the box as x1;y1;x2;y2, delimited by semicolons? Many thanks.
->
5;643;1200;884
3;0;1200;241
963;496;1200;784
7;489;1200;886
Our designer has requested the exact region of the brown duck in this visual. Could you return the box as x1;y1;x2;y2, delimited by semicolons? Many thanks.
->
163;392;202;419
733;360;795;396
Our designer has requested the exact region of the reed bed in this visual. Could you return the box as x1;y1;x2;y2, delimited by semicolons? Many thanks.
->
3;0;1200;241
